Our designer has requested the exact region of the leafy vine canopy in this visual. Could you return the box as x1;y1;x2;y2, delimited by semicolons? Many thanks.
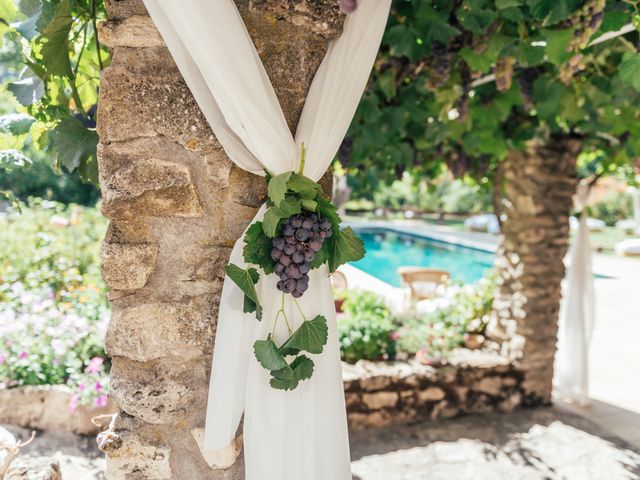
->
0;0;108;185
344;0;640;191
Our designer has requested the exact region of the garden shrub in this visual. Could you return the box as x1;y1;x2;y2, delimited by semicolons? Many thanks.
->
0;201;109;409
337;290;396;363
590;190;633;226
395;274;496;361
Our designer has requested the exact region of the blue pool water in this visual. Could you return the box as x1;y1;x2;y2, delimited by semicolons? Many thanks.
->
350;228;495;287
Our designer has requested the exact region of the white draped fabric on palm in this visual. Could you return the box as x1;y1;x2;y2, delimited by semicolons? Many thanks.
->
141;1;392;478
555;182;595;406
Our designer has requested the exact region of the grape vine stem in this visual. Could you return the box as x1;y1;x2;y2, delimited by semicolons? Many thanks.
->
272;292;293;338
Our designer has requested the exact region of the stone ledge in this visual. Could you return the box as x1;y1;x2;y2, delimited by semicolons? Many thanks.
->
0;385;117;436
343;350;525;430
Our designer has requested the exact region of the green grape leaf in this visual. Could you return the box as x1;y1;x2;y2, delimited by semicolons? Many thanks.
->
457;1;496;34
378;70;397;101
327;227;365;273
7;70;44;106
290;355;314;381
496;0;522;8
619;52;640;92
225;263;262;320
281;316;328;355
49;118;98;173
300;199;317;212
0;113;35;135
243;222;274;274
262;196;301;237
40;0;73;78
544;28;573;65
267;171;292;207
254;337;287;371
287;173;322;198
316;196;341;228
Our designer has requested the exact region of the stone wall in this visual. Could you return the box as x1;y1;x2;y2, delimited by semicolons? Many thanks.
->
96;1;344;478
343;350;524;430
490;139;580;405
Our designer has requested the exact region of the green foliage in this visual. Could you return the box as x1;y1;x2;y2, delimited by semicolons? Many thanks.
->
225;263;262;320
1;0;109;188
395;274;497;360
590;190;634;226
254;316;328;391
343;0;640;187
337;290;396;363
0;198;107;298
0;200;109;408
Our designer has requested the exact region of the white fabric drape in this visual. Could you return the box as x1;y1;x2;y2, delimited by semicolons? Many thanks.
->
555;182;595;405
141;1;391;478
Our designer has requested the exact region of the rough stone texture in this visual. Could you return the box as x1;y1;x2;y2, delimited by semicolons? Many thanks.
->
0;386;116;436
343;350;525;431
96;1;345;478
490;139;580;405
5;457;61;480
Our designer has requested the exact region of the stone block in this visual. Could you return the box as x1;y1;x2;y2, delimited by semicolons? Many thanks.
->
106;303;205;362
109;358;208;425
99;16;163;48
418;387;446;403
100;157;203;219
472;376;504;396
101;242;158;290
362;391;398;410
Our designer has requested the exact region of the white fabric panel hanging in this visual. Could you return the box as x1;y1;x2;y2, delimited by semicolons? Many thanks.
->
555;182;595;405
141;1;391;479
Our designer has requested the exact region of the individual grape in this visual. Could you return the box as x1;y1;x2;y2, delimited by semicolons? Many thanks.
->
283;225;295;236
273;237;285;250
340;0;358;14
291;216;303;228
299;263;310;274
276;280;284;291
280;255;292;267
279;271;289;282
291;290;303;298
296;278;308;292
284;244;296;255
285;235;296;244
295;243;304;252
309;239;322;252
292;251;304;264
271;248;282;261
275;263;285;275
325;229;333;238
320;218;331;231
319;230;327;239
295;228;310;241
283;279;296;293
302;218;314;229
303;248;315;262
289;265;302;280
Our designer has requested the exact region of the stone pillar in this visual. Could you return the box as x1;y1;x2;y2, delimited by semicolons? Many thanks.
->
96;1;344;478
491;139;580;405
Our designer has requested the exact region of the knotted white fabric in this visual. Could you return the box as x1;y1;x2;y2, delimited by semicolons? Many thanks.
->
141;1;391;478
555;182;595;405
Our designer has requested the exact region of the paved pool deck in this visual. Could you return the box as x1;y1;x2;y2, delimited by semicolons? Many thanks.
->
343;219;640;451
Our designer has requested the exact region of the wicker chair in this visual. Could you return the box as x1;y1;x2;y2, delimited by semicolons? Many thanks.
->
397;267;451;308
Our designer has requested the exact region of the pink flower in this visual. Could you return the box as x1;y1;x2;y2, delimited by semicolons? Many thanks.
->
69;394;79;413
85;356;104;373
78;382;86;392
0;354;6;365
94;382;103;392
389;331;400;341
18;351;28;360
94;395;108;408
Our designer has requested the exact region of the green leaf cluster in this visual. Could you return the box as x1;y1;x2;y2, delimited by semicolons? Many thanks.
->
253;316;328;391
1;0;109;187
225;264;262;320
344;0;640;191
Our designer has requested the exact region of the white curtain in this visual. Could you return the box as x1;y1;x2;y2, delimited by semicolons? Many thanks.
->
555;182;595;405
141;1;392;478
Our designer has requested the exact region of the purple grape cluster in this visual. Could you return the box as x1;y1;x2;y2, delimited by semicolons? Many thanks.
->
271;213;333;298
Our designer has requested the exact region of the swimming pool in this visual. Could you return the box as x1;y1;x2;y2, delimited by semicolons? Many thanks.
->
350;228;495;287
